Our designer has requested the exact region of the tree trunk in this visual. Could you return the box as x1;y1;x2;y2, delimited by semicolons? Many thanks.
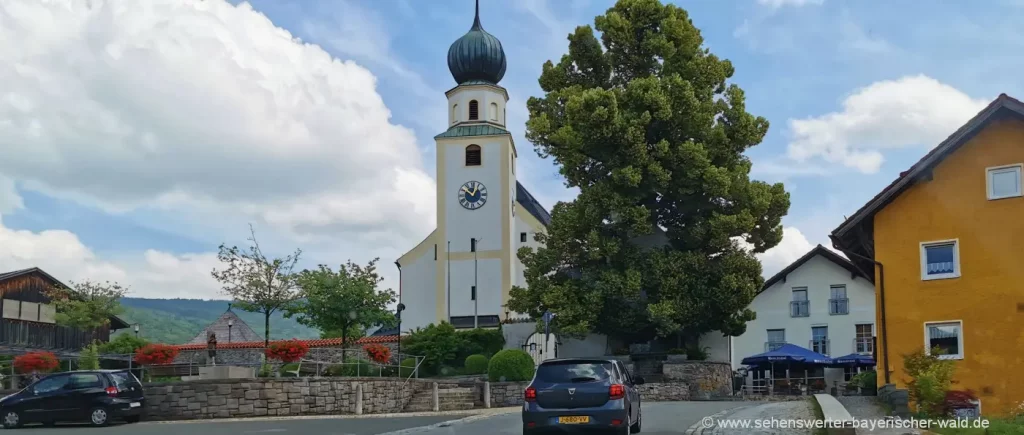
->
264;312;271;347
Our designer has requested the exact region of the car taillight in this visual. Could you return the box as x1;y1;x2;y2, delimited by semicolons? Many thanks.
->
105;386;118;397
524;386;537;402
609;384;625;400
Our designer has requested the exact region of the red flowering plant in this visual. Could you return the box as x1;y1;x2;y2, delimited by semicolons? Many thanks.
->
265;339;309;363
13;352;59;374
134;344;180;366
363;344;391;364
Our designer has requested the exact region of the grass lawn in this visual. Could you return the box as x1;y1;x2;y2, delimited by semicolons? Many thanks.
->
810;396;828;435
930;417;1024;434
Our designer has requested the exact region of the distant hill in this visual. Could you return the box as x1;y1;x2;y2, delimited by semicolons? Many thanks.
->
115;298;320;344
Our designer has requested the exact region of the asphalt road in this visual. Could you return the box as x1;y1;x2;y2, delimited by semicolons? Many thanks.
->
3;402;751;434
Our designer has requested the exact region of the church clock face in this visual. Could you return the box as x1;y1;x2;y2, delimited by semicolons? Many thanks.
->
458;181;488;210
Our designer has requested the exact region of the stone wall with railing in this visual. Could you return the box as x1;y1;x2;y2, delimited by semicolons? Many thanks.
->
143;377;426;420
662;361;732;399
173;343;402;369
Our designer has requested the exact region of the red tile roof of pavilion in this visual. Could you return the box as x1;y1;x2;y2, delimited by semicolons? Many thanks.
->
173;335;400;351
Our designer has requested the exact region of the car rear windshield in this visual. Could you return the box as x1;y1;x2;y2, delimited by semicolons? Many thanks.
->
535;361;614;383
109;372;140;389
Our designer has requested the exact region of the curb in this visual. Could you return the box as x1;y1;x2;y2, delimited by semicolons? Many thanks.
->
684;406;751;435
139;407;520;425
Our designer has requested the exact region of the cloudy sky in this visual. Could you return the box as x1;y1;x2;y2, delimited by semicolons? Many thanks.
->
0;0;1018;299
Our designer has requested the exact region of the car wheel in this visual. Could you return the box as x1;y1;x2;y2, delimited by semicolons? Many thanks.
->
630;408;642;433
89;407;110;426
1;410;20;429
124;415;141;423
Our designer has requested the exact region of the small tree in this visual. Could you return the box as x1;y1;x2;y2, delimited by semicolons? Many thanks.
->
44;280;128;330
903;347;957;417
79;342;101;370
286;258;397;351
212;225;303;347
98;333;150;355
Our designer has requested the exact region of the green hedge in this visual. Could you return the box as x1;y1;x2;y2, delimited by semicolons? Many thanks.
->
487;349;535;382
464;354;489;375
402;322;506;376
399;358;417;378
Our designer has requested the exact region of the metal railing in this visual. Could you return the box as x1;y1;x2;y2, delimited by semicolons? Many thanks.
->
853;337;873;354
764;341;787;352
829;298;849;315
809;339;829;356
790;301;809;317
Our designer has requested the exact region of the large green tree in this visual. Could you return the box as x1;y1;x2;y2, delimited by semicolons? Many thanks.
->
509;0;789;343
286;258;397;350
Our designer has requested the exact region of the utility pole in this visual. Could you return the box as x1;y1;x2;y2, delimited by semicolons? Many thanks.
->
447;241;451;324
472;238;479;329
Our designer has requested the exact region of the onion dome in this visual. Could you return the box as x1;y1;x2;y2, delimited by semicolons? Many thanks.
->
446;0;507;85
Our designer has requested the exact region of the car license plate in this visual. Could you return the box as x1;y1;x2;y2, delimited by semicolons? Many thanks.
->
557;416;589;424
129;402;141;408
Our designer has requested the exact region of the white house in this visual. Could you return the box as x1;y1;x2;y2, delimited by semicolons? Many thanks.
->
730;245;876;388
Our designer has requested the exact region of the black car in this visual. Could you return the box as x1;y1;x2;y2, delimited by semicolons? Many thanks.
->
0;370;145;428
522;358;644;434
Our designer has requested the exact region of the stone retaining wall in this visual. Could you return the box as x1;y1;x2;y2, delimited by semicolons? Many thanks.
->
662;361;732;399
489;381;529;407
877;384;910;418
143;377;424;420
638;382;690;401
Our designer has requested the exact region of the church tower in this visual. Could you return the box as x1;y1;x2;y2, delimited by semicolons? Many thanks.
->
433;0;517;327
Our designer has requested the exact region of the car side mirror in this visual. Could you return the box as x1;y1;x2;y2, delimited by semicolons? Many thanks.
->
634;376;645;385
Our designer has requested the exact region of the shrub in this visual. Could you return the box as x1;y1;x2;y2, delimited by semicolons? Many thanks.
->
399;358;417;378
99;334;150;355
851;370;877;393
79;342;101;370
685;346;710;361
279;363;300;377
363;344;391;364
14;352;59;374
464;354;489;375
457;328;505;359
667;348;686;355
334;358;376;377
134;344;179;365
401;323;461;375
265;339;310;363
903;347;957;417
487;349;535;382
945;390;979;416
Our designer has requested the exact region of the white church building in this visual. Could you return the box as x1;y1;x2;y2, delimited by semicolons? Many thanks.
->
396;3;551;334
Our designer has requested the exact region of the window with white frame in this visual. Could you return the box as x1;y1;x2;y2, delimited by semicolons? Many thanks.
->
920;240;959;280
925;321;963;360
986;164;1022;200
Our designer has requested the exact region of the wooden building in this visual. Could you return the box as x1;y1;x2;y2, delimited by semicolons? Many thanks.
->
0;268;129;351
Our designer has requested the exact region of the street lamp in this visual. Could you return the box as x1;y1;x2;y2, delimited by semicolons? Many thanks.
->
227;319;234;343
396;303;405;358
133;324;140;338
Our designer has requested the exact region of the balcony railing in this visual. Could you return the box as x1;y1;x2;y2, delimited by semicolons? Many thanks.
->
790;300;809;317
764;341;787;352
829;298;849;315
853;337;873;354
810;338;830;356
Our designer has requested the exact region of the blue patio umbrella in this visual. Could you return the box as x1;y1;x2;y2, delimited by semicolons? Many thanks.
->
831;353;876;367
741;343;833;366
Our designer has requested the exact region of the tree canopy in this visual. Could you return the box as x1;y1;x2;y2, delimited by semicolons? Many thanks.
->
45;280;127;330
508;0;790;343
211;225;303;346
286;258;397;349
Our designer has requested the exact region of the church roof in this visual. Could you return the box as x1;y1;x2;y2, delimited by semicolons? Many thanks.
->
516;182;551;226
446;0;506;85
188;306;261;344
435;124;509;139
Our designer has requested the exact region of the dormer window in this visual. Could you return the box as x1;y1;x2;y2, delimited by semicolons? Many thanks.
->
489;102;498;121
469;100;479;120
452;104;459;124
465;145;481;166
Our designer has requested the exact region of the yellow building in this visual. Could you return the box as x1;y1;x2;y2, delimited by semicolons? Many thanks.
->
831;94;1024;416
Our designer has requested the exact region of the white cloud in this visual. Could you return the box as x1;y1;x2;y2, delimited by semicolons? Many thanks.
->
0;176;22;214
0;0;435;244
757;0;824;8
756;227;816;277
0;214;220;299
786;75;991;173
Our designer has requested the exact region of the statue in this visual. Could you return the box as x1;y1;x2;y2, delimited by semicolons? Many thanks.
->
207;331;218;365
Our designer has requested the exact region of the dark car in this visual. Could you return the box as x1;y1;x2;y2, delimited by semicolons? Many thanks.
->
522;358;644;434
0;370;145;428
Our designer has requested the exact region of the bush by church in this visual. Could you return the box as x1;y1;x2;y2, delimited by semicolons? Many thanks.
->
487;349;535;382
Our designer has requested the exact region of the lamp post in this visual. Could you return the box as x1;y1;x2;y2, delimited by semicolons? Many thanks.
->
471;238;479;329
396;303;406;359
133;324;140;338
227;319;234;343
